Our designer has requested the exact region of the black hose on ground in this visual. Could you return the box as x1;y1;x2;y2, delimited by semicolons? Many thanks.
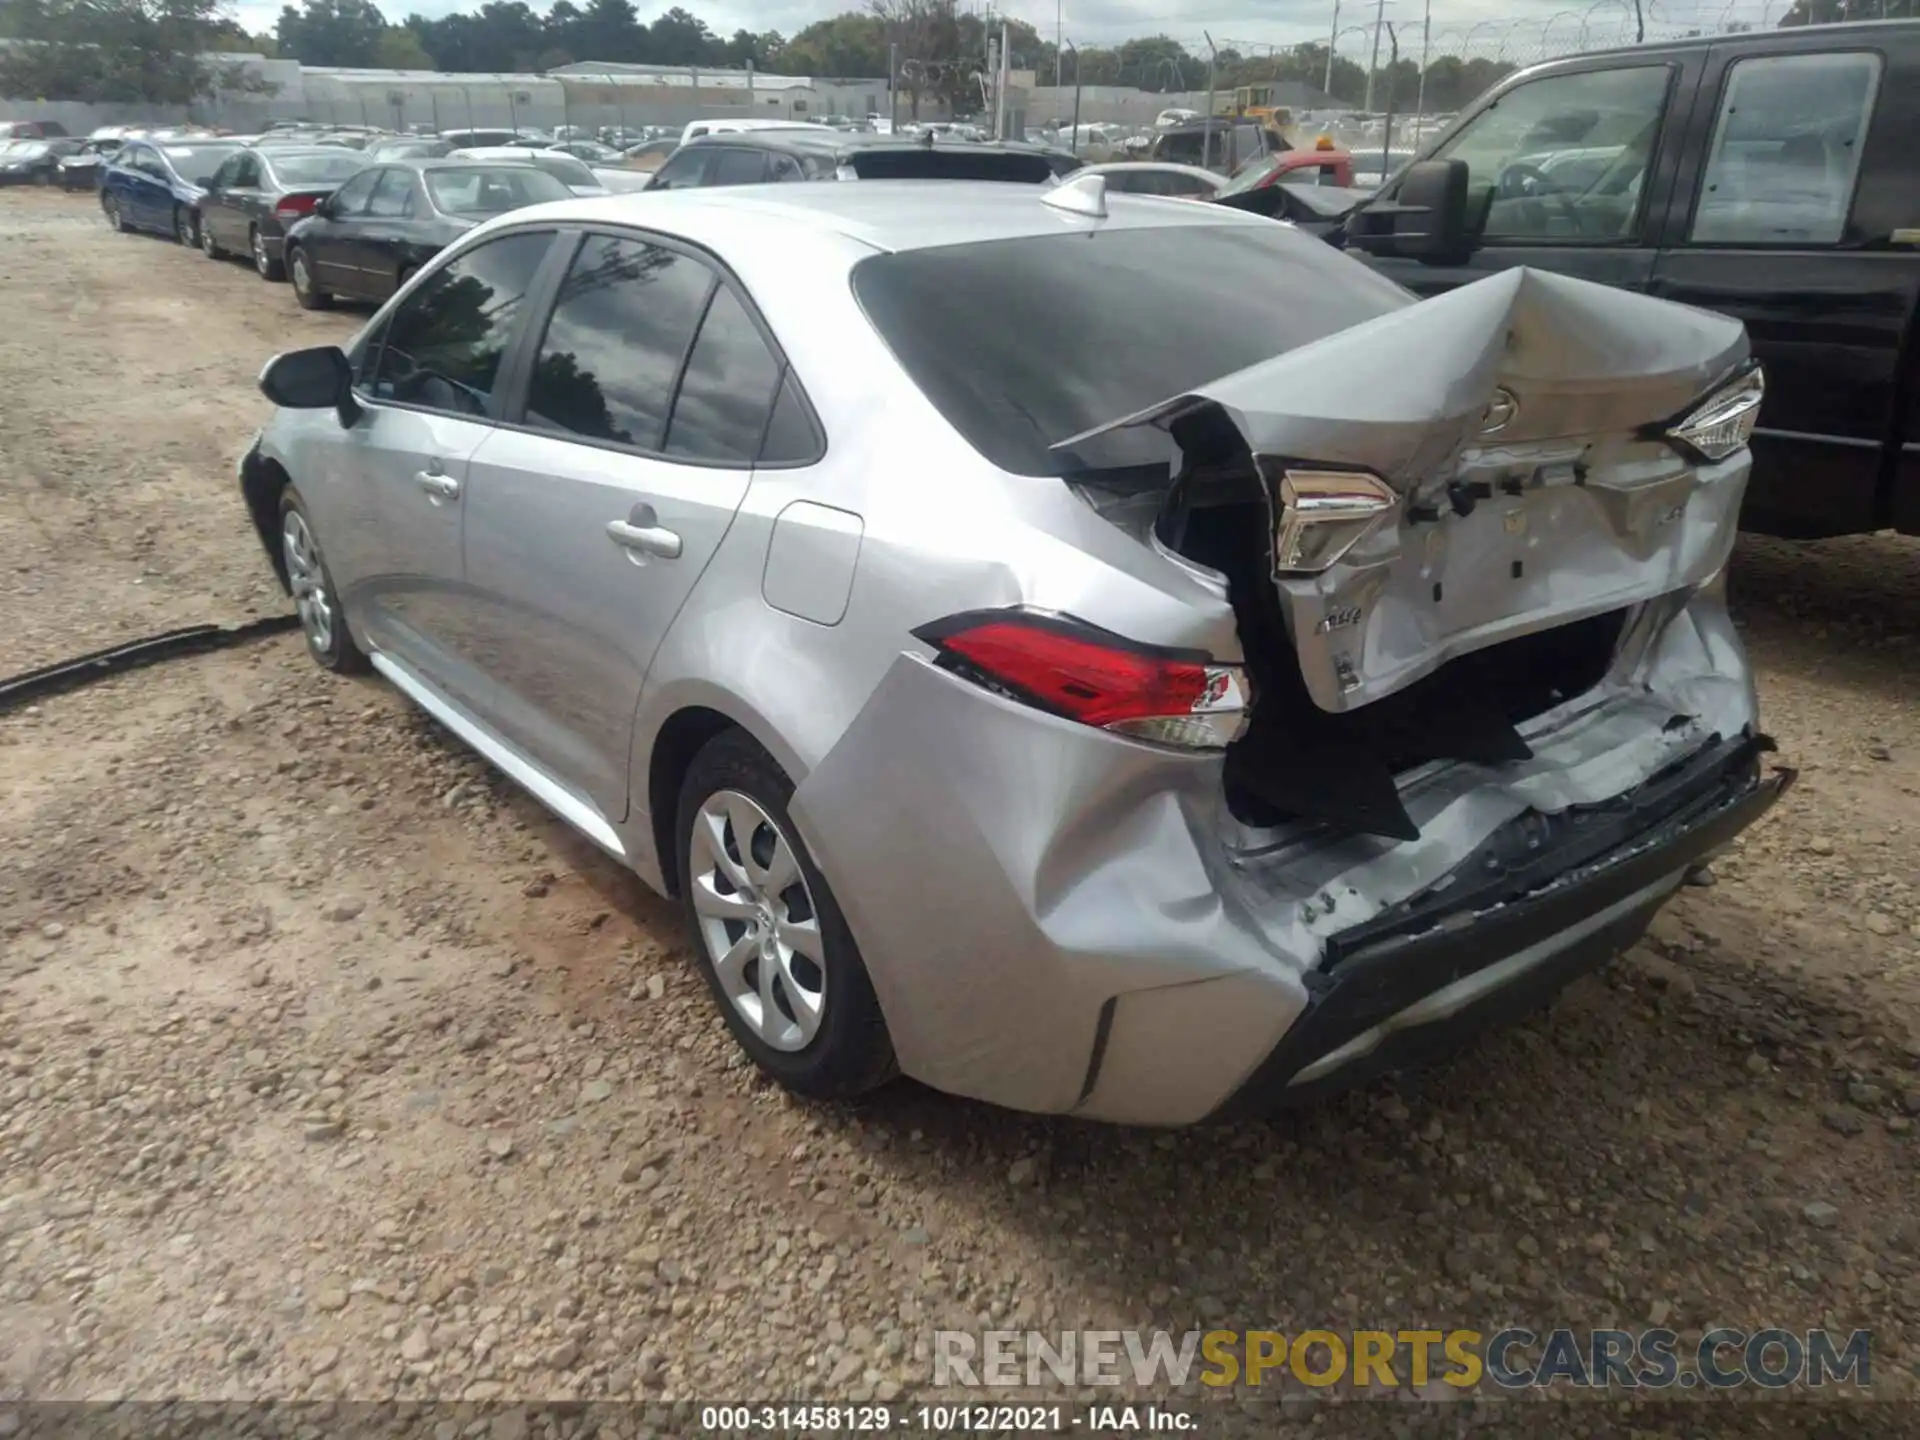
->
0;616;302;715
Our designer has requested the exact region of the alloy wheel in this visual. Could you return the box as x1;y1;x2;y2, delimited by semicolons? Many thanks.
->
252;229;268;276
200;221;218;257
688;790;826;1052
103;197;118;230
175;207;195;246
281;510;334;654
291;251;311;295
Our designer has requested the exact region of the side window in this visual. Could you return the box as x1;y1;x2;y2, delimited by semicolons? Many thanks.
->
524;234;714;450
649;149;711;190
769;153;806;183
1431;65;1671;243
210;155;243;189
367;169;413;218
327;167;382;216
371;230;552;416
1687;52;1879;247
663;284;783;464
757;370;823;466
707;147;770;186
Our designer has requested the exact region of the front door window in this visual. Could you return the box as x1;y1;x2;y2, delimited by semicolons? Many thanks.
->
1429;65;1672;242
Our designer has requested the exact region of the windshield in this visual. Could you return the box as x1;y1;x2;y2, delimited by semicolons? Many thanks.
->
425;165;570;214
272;152;367;184
163;144;241;184
853;223;1409;477
1217;152;1285;196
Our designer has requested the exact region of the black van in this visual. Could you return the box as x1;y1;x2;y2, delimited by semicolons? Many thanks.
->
1345;20;1920;539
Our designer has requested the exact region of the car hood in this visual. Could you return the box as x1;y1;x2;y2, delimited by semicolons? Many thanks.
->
1061;265;1752;714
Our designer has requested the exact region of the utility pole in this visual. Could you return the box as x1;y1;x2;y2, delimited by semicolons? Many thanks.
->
1415;0;1430;123
986;34;1000;136
1324;0;1340;95
1363;0;1387;112
996;20;1011;139
1202;30;1218;171
1055;0;1062;85
888;41;897;131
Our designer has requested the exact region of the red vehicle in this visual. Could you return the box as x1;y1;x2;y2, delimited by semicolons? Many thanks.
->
1222;143;1355;192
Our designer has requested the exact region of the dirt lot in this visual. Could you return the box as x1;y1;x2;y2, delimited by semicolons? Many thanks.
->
2;187;1919;1428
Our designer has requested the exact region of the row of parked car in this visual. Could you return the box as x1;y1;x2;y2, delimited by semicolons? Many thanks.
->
45;19;1920;543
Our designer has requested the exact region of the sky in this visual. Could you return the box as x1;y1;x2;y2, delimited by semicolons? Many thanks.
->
230;0;1782;60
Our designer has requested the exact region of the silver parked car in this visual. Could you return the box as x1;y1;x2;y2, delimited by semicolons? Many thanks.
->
238;177;1788;1125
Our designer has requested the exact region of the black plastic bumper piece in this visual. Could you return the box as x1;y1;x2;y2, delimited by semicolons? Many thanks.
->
1213;736;1792;1117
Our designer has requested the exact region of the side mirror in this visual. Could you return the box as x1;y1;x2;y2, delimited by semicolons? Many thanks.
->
258;346;359;426
1349;158;1471;264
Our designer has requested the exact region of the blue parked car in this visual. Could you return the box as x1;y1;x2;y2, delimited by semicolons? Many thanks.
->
100;137;245;247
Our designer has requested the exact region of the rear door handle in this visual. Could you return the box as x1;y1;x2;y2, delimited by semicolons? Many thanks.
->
606;519;682;559
414;470;460;500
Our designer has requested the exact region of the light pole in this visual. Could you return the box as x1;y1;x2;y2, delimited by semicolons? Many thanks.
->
1055;0;1062;85
1363;0;1394;112
1324;0;1341;94
1415;0;1431;123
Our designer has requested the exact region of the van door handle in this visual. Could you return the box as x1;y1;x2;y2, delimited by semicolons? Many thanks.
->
414;470;460;500
1893;228;1920;248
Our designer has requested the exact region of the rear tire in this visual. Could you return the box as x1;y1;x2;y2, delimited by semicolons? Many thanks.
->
103;194;125;232
288;245;331;309
676;729;897;1102
252;226;284;281
278;487;367;675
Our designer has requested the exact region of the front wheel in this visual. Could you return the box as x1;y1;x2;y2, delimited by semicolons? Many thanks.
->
288;246;331;309
173;205;198;248
676;730;896;1101
200;217;224;259
103;194;126;232
279;488;368;674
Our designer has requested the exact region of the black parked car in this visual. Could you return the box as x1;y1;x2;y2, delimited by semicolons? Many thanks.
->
0;138;82;186
644;129;1082;189
282;158;571;309
1341;18;1920;539
199;145;369;280
56;138;122;191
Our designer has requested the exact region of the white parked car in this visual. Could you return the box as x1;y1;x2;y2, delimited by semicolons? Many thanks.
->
678;118;837;148
1070;161;1224;199
450;146;606;197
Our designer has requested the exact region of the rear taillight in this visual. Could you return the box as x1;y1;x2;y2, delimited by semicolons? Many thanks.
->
1661;364;1764;463
914;609;1249;750
275;193;320;221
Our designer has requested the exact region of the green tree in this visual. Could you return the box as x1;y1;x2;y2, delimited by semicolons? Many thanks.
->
375;24;430;67
647;5;717;64
275;0;389;65
0;0;259;103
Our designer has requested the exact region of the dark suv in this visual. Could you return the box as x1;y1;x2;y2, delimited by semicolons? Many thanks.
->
1344;19;1920;539
645;130;1082;190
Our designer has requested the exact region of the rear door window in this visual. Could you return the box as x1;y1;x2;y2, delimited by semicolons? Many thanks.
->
1686;51;1880;246
326;167;381;217
523;234;714;450
367;169;414;218
663;285;783;464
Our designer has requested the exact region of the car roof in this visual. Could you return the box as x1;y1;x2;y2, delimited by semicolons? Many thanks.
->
494;177;1273;255
682;130;1070;161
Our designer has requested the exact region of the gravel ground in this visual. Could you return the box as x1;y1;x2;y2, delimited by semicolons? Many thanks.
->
3;188;1919;1433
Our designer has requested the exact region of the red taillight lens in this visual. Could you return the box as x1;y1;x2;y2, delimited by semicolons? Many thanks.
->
275;193;320;220
915;610;1249;750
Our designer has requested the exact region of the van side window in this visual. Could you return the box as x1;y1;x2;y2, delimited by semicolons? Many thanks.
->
1429;65;1671;243
1687;52;1879;247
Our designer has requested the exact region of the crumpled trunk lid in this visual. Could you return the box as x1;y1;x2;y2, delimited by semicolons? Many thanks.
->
1060;265;1752;717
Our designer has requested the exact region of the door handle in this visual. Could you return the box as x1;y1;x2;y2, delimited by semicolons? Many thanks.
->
1893;228;1920;248
414;470;460;500
606;518;682;559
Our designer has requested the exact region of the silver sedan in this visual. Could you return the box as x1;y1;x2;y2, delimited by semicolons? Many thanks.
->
238;176;1786;1124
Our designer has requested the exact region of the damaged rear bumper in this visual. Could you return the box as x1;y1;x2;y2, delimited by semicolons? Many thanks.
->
1213;734;1790;1116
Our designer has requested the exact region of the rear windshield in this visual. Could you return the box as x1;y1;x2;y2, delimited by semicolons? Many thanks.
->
273;152;367;184
529;152;597;187
852;223;1409;476
846;149;1055;183
164;144;240;182
426;165;570;214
